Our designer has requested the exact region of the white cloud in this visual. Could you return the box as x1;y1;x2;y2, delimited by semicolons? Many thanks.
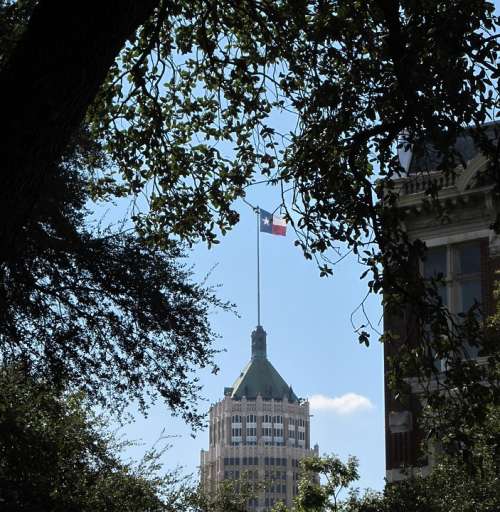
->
308;393;374;415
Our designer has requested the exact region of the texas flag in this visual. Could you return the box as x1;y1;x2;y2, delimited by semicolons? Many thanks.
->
260;209;287;236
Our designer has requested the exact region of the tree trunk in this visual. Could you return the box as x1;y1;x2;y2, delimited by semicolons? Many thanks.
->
0;0;160;261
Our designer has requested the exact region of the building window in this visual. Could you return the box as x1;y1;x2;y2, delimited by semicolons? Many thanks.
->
262;426;272;437
424;241;483;360
232;415;242;423
273;415;283;424
246;414;257;423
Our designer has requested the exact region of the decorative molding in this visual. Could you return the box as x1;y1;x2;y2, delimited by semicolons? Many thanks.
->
420;229;492;248
455;154;488;192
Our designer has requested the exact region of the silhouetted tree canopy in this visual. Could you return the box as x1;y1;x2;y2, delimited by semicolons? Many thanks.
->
2;1;499;263
0;126;230;423
0;3;231;424
0;366;194;511
1;0;500;454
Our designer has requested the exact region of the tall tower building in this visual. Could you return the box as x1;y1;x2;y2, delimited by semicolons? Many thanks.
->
200;325;318;510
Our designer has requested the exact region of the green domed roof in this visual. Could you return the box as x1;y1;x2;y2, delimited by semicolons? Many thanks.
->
226;326;298;402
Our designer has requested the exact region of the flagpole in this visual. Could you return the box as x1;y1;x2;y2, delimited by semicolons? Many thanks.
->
256;206;261;326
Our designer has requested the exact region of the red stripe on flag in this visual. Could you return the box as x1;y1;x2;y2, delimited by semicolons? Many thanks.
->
272;225;286;236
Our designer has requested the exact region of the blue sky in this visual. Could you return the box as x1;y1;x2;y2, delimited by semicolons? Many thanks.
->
121;179;385;490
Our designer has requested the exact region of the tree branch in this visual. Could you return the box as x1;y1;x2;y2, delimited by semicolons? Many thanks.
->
0;0;161;262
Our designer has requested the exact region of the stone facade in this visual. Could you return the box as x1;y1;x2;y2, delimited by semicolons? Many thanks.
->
200;326;318;510
384;128;500;481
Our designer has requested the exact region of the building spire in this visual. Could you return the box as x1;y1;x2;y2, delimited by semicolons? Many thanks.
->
251;325;267;359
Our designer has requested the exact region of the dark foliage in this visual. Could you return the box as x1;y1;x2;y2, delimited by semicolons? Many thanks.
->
0;0;160;258
0;130;229;424
0;3;232;424
0;366;190;511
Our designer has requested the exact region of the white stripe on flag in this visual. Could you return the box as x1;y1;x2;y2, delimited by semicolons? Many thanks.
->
273;216;286;227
